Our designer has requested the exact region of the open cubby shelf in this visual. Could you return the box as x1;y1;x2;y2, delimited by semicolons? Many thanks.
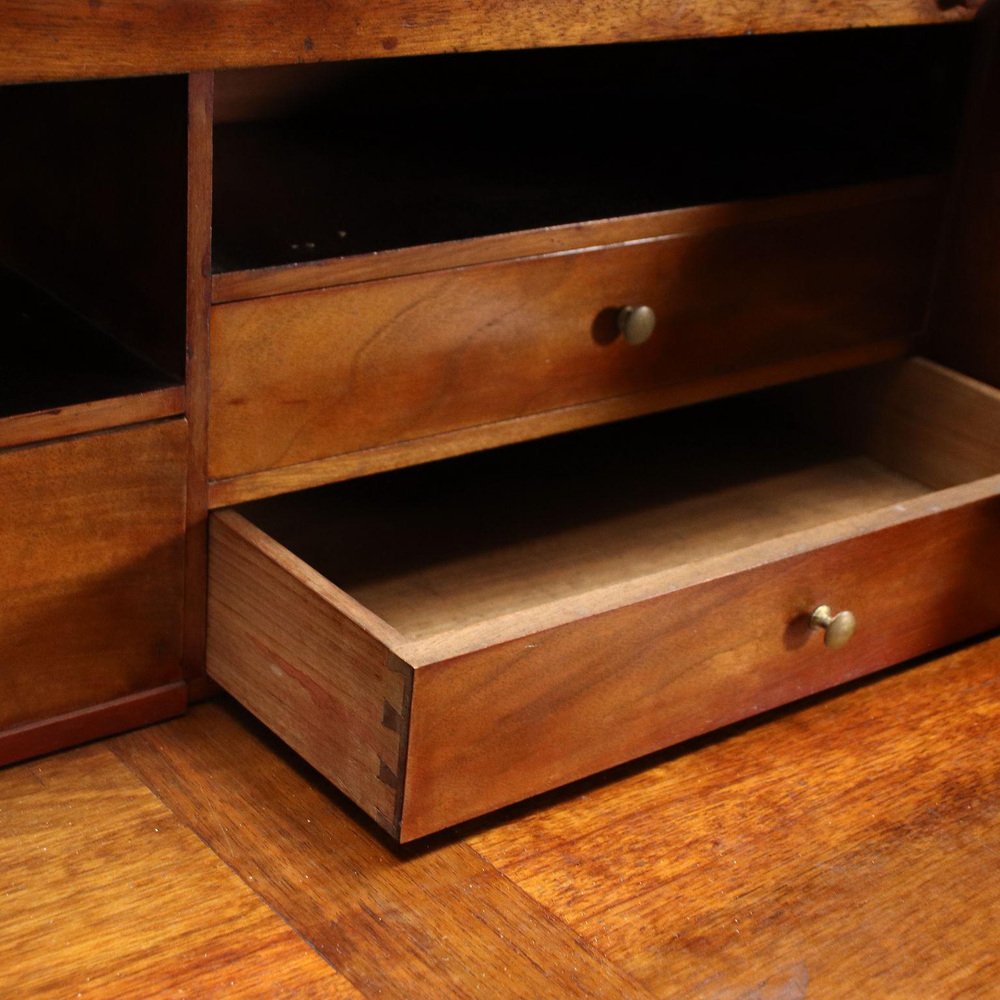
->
212;24;972;274
0;269;180;421
0;74;188;445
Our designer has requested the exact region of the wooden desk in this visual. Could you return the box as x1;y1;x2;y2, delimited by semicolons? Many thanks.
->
1;1;998;840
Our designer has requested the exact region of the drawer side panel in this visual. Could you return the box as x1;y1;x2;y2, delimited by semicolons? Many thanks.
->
207;513;407;834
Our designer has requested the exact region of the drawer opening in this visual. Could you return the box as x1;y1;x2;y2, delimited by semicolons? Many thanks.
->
0;268;182;444
211;25;972;277
226;357;1000;660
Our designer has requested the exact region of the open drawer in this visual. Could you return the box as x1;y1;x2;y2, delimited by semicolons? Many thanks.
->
207;359;1000;840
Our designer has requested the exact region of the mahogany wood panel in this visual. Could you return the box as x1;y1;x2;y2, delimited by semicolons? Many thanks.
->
0;1;975;85
0;742;354;997
207;513;408;835
468;632;1000;999
110;700;657;999
207;339;908;509
0;419;187;737
209;189;937;485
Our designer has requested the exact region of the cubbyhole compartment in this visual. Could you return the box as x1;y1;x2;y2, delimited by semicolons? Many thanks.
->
0;76;188;447
212;25;972;284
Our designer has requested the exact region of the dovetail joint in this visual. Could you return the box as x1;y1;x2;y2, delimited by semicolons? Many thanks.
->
378;759;399;789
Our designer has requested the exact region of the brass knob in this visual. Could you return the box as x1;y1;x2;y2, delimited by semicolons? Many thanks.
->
617;305;656;346
810;605;857;650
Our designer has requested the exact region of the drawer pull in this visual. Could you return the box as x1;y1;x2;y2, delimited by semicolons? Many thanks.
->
810;605;857;650
617;305;656;346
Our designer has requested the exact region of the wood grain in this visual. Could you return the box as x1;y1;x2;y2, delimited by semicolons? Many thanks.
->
0;742;355;998
110;700;653;1000
0;420;187;738
0;1;975;85
4;633;995;997
777;357;1000;489
0;682;185;768
207;512;407;834
209;190;936;483
182;71;216;695
468;632;1000;999
401;489;1000;838
207;339;909;508
0;384;185;451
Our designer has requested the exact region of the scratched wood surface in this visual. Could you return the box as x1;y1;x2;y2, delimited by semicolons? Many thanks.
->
0;1;977;85
2;634;998;996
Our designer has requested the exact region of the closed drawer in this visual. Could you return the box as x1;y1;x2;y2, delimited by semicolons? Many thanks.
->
208;183;939;497
0;419;188;759
206;359;1000;840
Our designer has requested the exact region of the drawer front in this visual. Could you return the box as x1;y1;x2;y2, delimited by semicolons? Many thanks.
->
0;420;187;743
209;193;935;482
400;494;1000;839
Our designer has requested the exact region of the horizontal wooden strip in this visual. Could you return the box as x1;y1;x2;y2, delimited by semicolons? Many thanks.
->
207;339;909;508
213;178;941;301
0;384;185;451
0;682;187;767
0;2;975;85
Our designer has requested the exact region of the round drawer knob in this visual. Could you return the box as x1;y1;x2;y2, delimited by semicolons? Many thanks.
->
810;605;857;650
617;305;656;346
